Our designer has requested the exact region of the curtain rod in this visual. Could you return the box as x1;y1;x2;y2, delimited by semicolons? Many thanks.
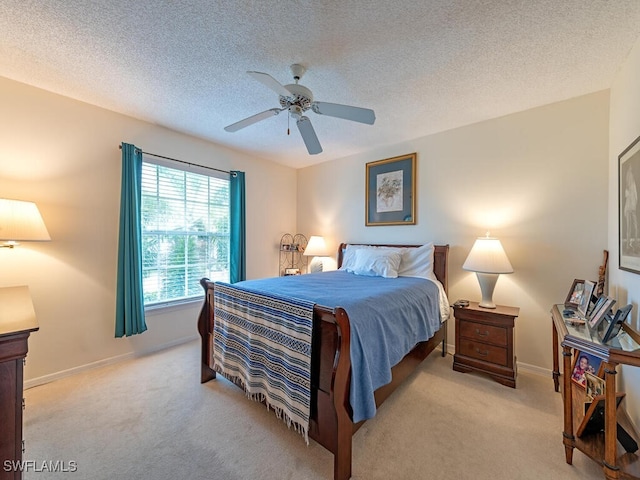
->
118;145;235;176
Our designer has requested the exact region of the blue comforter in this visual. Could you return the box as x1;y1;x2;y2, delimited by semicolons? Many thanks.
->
229;270;442;423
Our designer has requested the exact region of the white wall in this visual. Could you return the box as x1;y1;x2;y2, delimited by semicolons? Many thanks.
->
609;35;640;428
297;91;610;373
0;77;297;383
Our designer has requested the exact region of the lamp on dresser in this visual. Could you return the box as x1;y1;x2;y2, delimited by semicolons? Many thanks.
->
462;233;513;309
0;198;51;248
303;235;329;273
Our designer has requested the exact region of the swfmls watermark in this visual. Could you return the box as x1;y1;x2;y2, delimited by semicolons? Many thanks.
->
3;460;78;473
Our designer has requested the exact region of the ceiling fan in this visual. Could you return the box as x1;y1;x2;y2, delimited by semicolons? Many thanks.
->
224;64;376;155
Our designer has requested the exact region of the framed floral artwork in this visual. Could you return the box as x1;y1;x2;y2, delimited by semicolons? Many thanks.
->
365;153;416;226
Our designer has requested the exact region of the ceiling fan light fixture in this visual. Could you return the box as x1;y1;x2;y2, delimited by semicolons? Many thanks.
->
289;105;303;120
224;65;376;155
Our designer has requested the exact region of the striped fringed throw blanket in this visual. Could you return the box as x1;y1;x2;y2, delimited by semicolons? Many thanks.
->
212;282;314;443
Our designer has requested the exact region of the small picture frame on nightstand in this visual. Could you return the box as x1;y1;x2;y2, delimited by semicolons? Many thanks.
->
284;268;300;276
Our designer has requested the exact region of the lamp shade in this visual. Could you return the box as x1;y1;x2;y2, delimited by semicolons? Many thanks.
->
462;236;513;274
303;236;329;257
0;199;51;243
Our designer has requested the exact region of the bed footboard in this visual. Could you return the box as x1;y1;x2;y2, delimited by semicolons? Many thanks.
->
198;278;216;383
197;278;356;480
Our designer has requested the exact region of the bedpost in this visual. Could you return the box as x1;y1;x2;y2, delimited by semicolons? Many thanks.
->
198;278;216;383
434;244;449;357
441;318;448;357
332;307;353;480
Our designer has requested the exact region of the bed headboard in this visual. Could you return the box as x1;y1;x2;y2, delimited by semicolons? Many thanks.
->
337;243;449;293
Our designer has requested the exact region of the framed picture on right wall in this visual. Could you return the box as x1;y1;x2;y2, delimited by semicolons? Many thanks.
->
619;134;640;274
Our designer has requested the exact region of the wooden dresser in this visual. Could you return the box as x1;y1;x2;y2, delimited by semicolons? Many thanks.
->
453;302;519;387
0;286;39;480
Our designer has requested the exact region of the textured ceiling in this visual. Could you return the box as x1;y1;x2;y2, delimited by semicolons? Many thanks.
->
2;1;640;168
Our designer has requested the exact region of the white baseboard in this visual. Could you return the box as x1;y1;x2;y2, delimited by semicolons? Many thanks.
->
25;337;552;390
24;335;197;390
516;361;550;377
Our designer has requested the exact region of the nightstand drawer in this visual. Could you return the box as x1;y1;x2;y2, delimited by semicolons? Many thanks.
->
459;320;507;347
458;339;508;366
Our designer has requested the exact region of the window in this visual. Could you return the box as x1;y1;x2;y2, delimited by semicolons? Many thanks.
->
141;160;229;307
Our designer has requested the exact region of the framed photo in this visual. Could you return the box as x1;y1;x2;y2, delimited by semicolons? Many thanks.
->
366;153;416;226
585;372;605;402
602;304;632;343
587;295;606;319
619;134;640;274
587;295;615;330
577;280;595;318
577;393;626;438
284;268;300;276
565;279;585;308
571;350;603;389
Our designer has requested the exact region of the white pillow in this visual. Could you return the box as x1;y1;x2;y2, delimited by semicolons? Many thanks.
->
349;248;402;278
398;243;435;279
339;244;366;271
340;244;404;271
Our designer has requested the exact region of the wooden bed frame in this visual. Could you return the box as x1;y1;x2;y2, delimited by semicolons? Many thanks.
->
197;243;449;480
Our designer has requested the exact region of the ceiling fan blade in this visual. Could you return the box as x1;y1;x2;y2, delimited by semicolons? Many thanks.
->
296;116;323;155
224;108;283;132
311;101;376;125
247;71;291;98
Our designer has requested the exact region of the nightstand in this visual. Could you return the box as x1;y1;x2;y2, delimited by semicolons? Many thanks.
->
453;301;519;388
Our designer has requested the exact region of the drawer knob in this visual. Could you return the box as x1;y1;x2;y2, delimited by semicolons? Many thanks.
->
475;328;489;337
475;348;489;357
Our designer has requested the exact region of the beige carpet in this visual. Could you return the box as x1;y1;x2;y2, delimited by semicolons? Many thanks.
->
23;340;605;480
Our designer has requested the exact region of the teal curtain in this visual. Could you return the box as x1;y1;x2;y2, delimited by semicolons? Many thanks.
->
230;171;246;283
115;143;147;337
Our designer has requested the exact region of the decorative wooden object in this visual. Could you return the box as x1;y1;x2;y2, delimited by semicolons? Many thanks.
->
0;286;39;480
453;302;519;387
551;304;640;479
198;243;449;480
596;250;609;297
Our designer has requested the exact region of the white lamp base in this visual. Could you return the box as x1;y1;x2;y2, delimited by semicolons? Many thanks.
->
476;272;499;309
309;256;324;273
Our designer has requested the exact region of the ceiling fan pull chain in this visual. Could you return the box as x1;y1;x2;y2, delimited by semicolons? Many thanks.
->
287;110;290;135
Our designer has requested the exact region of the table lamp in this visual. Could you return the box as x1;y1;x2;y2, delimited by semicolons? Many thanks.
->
0;198;51;248
304;236;329;273
462;234;513;309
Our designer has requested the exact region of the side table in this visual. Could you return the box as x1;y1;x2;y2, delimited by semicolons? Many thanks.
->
453;301;519;387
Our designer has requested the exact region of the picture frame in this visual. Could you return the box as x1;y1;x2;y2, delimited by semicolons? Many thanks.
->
619;134;640;274
577;393;626;438
602;304;633;343
284;268;300;276
577;280;595;318
587;295;607;319
585;371;605;402
587;295;615;331
571;350;603;389
366;153;416;226
565;279;585;308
